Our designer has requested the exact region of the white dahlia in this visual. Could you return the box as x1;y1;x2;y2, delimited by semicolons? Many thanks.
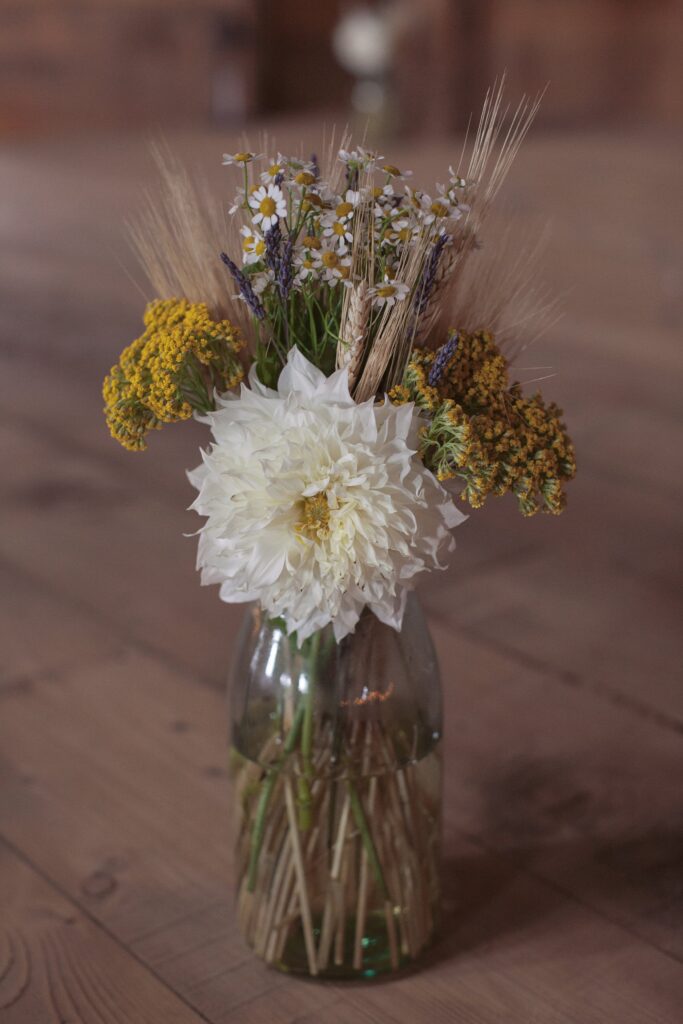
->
188;349;466;642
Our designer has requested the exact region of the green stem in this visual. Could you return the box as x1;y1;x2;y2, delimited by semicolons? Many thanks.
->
298;630;321;830
348;780;390;901
246;700;306;892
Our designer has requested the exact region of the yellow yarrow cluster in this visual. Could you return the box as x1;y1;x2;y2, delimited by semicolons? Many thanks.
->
103;299;244;451
390;330;576;515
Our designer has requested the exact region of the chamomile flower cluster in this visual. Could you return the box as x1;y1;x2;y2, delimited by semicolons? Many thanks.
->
219;148;471;385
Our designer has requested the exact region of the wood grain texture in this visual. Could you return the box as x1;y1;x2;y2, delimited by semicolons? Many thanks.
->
0;124;681;1021
0;842;210;1023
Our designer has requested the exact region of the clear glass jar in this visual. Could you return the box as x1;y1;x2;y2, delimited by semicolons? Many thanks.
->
229;593;442;979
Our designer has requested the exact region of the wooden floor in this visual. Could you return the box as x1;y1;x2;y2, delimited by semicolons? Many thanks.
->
1;122;681;1022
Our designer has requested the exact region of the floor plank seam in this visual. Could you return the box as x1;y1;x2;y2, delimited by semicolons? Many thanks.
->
446;622;683;737
457;827;683;967
0;833;218;1024
0;552;224;692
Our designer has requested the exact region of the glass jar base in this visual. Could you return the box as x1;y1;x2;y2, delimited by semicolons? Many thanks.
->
260;910;432;980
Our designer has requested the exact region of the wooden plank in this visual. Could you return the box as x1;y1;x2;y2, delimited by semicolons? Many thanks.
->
0;559;123;688
422;485;683;728
0;590;681;1020
0;840;209;1023
431;619;683;962
0;642;337;1022
0;421;243;688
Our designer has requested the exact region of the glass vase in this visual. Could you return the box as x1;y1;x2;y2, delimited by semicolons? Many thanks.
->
229;593;442;979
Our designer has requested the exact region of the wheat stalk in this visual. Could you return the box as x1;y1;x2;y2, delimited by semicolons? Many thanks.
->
128;143;246;332
337;281;371;389
447;215;562;357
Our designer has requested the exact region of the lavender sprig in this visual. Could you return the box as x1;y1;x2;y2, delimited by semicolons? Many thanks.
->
428;331;459;387
277;237;294;301
264;224;282;275
414;233;450;317
310;153;320;180
220;251;265;320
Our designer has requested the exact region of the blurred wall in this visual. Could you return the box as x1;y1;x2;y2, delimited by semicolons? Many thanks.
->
0;0;680;138
0;0;259;136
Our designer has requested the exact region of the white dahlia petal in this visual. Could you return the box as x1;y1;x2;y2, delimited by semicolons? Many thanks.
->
189;347;466;641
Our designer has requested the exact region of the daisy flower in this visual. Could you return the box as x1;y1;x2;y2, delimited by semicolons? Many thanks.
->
249;183;287;232
321;189;361;250
222;151;261;166
435;182;469;219
293;170;317;188
240;226;267;266
338;146;384;172
228;188;246;215
293;250;319;286
369;276;410;308
188;348;465;641
260;155;288;183
448;166;468;189
381;163;413;181
372;183;397;211
381;217;418;248
406;188;449;227
313;245;352;286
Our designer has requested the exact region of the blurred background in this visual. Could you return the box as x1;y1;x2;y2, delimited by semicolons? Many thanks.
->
1;0;681;136
1;4;682;1019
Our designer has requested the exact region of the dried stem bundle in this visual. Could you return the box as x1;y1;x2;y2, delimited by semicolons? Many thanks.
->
234;718;439;975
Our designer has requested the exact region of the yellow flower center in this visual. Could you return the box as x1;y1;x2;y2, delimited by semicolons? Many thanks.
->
302;235;321;249
430;201;449;218
234;152;252;163
321;252;339;269
382;164;401;176
297;492;330;538
377;285;396;298
255;240;266;255
259;197;277;217
332;221;346;237
296;171;315;186
242;235;255;251
336;201;353;218
267;163;282;176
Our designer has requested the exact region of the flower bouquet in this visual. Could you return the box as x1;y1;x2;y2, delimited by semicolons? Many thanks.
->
103;85;575;978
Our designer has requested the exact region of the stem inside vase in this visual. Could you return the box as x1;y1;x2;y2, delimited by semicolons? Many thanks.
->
231;598;442;979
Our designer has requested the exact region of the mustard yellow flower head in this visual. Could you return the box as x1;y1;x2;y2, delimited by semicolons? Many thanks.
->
103;299;244;451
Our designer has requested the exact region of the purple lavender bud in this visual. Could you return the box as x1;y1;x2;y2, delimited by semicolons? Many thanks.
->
277;237;294;300
273;171;285;187
264;224;282;274
310;153;320;180
414;233;449;317
220;251;265;320
428;332;459;387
